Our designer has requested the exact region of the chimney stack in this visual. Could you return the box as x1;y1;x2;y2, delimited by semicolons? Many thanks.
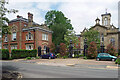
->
17;15;23;18
28;12;33;27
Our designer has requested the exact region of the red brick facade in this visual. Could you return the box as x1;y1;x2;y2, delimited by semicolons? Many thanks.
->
2;12;52;55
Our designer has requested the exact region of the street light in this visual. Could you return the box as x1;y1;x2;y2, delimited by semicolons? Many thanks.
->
100;33;105;53
69;39;73;58
84;38;88;56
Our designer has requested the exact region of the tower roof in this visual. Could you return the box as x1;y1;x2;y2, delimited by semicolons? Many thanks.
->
95;17;100;21
101;13;111;17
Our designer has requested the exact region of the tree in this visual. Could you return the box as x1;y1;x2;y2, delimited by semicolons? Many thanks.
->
50;43;55;53
59;43;67;57
45;10;73;46
83;29;100;48
64;30;79;48
0;0;18;35
87;41;97;59
106;43;116;56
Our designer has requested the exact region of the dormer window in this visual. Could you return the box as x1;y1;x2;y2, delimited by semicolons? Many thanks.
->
26;32;33;40
12;32;16;41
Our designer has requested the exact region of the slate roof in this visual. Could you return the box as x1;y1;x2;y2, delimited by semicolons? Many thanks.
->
9;17;39;26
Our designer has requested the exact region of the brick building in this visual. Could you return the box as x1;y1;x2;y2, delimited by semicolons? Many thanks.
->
2;12;53;56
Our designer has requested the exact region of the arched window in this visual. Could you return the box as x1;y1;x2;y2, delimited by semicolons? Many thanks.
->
101;33;104;42
44;46;47;54
29;32;31;39
12;32;16;41
104;17;108;26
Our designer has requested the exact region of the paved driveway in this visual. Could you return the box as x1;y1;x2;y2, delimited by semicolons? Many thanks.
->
12;58;118;69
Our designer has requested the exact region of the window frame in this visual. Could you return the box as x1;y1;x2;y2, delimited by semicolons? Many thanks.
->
4;34;8;42
42;33;48;41
12;32;17;41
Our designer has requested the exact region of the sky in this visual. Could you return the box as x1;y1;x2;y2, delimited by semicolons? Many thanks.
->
6;0;119;34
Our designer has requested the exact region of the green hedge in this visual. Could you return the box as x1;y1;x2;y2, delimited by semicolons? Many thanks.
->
115;58;120;65
2;49;9;60
11;49;37;59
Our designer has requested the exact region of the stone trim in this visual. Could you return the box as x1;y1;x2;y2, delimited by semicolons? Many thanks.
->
22;27;53;33
10;43;18;45
25;43;34;45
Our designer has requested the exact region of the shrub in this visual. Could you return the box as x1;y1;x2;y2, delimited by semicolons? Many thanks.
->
2;49;9;60
50;43;56;53
83;56;87;60
8;57;13;60
87;41;97;59
56;53;61;58
11;49;37;59
105;43;116;56
26;57;31;60
62;56;68;59
115;53;118;57
36;56;40;59
115;58;120;65
74;54;81;58
59;43;67;57
79;54;84;57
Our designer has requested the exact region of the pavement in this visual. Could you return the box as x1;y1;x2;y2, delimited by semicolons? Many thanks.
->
9;58;118;70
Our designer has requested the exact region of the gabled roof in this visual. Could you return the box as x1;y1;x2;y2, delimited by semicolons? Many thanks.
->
90;24;108;30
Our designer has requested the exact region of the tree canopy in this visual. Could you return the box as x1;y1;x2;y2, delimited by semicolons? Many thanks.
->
0;0;18;35
83;29;100;48
45;10;73;46
64;30;79;48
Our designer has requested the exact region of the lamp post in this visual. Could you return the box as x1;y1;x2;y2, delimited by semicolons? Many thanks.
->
84;38;88;56
69;39;73;58
100;33;105;53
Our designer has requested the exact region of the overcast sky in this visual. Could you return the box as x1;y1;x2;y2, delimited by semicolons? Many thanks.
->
6;0;119;34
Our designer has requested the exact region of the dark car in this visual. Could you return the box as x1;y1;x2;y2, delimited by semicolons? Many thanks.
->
96;53;117;61
40;53;56;59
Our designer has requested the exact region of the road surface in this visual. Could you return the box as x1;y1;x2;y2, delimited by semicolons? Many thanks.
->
0;61;118;78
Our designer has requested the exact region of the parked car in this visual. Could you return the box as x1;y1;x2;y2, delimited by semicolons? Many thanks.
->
40;53;56;59
96;53;117;61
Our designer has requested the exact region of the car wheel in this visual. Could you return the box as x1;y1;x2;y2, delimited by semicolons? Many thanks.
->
112;58;115;61
96;58;100;61
49;57;51;59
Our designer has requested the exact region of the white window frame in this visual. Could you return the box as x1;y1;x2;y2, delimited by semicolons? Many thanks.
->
4;45;8;49
11;45;17;50
26;44;33;50
4;34;8;42
12;32;17;41
26;32;33;40
42;33;48;41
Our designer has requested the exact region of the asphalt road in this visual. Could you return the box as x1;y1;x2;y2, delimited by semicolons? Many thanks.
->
0;61;118;78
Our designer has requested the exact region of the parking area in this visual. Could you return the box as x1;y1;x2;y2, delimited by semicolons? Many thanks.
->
12;58;118;69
